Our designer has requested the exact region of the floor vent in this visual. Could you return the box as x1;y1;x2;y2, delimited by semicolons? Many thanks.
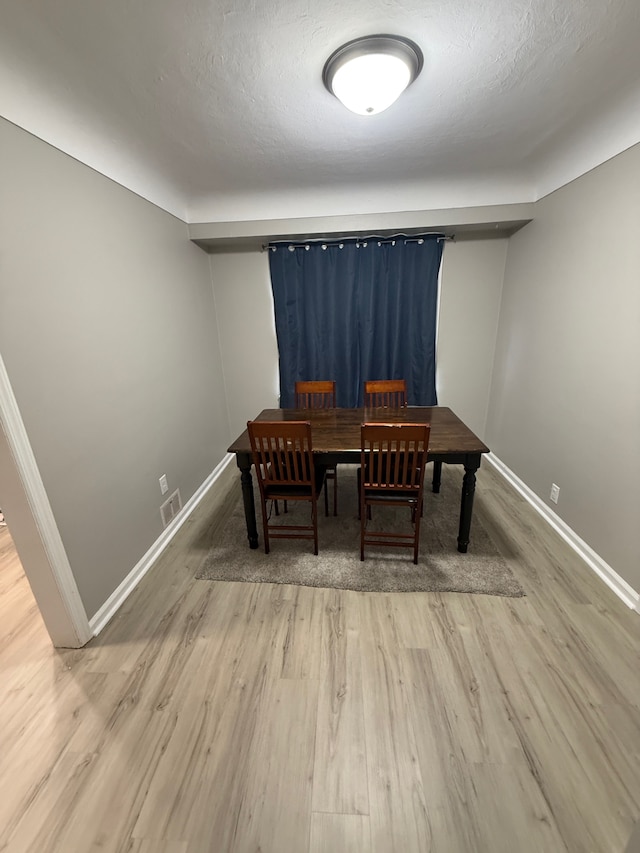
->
160;488;182;528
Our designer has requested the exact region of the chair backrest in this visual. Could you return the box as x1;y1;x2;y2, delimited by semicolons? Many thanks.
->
295;380;336;409
364;379;407;408
360;423;430;491
247;420;315;486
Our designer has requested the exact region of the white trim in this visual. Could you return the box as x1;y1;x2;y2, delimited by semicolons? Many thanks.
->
88;453;236;635
0;354;92;645
486;453;640;612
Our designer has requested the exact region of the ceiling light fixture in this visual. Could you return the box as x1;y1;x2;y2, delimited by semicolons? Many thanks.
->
323;34;423;116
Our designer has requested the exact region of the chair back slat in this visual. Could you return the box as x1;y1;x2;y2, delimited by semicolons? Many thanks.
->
361;423;430;492
295;380;337;409
364;379;407;408
248;421;314;486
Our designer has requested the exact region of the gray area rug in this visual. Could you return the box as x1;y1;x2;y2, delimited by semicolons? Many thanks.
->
197;464;525;597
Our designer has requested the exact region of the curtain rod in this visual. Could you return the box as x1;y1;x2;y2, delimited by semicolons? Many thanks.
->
262;232;454;252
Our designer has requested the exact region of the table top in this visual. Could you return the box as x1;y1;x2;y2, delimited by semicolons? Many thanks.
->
228;406;489;456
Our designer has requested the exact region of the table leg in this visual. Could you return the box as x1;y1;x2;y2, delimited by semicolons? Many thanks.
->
432;460;442;493
237;453;259;549
457;455;480;553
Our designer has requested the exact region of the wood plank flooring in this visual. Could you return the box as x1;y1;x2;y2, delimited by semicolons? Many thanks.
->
0;462;639;853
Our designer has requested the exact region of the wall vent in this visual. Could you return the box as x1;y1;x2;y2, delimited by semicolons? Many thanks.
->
160;488;182;528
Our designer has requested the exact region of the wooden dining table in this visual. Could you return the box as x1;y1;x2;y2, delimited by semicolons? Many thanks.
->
228;406;490;553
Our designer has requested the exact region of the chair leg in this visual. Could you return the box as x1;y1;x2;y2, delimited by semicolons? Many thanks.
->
413;498;423;564
333;470;338;516
360;495;366;561
274;499;289;515
259;498;270;555
432;460;442;493
312;498;319;555
324;477;329;517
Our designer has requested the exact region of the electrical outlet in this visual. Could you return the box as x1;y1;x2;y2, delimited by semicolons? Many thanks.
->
160;489;182;528
550;483;560;504
159;474;169;495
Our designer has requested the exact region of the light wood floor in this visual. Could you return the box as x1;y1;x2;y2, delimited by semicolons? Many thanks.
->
1;463;639;853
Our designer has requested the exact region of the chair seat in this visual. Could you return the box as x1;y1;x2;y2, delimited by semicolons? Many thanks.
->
363;487;420;502
264;467;326;500
358;466;423;498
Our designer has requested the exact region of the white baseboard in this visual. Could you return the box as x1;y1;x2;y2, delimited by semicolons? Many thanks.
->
89;453;236;635
486;453;639;612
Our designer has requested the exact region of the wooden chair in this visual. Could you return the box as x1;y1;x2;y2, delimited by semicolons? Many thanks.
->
247;420;326;555
364;379;407;408
294;380;338;516
295;380;336;409
359;422;430;564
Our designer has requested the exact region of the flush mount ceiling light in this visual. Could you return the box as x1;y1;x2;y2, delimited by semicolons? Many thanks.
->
323;34;423;116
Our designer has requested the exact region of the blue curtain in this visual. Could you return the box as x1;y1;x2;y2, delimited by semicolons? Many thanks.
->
269;237;443;408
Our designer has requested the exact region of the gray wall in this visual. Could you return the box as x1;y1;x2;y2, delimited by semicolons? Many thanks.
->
210;240;508;441
486;143;640;592
210;251;280;439
0;118;229;618
438;238;508;437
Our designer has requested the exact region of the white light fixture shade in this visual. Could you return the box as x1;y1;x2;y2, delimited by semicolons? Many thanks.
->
323;35;423;116
332;53;410;115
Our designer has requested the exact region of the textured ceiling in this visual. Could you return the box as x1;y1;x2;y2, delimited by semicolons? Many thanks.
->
1;0;640;221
